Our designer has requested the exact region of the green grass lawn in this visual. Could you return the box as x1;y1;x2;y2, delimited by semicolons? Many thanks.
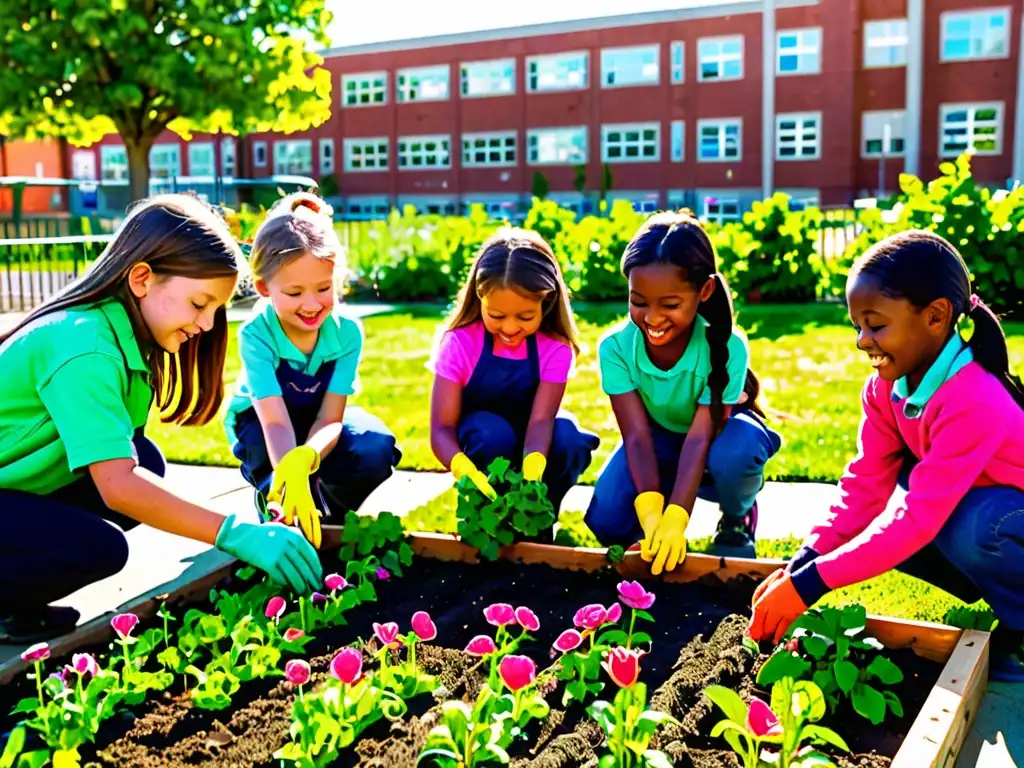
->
150;302;1024;485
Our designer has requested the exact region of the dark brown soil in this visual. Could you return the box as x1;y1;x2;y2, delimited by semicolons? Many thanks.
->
3;558;941;768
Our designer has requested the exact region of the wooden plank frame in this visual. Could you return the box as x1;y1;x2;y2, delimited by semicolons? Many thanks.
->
0;530;991;768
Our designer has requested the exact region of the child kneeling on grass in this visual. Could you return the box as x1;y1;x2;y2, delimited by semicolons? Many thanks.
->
429;227;599;514
748;230;1024;682
0;195;322;643
224;193;401;549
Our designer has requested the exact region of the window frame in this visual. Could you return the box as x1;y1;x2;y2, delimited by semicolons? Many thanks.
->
697;118;743;162
939;101;1004;157
526;126;588;166
341;71;388;107
526;51;589;93
187;142;215;177
343;137;390;172
149;143;182;179
461;131;517;168
939;8;1011;62
459;58;516;98
397;134;452;170
861;110;907;158
100;145;128;181
703;197;742;224
253;141;267;169
670;41;685;83
776;27;822;76
221;137;237;177
601;122;661;163
670;120;685;163
396;64;451;103
319;138;335;175
775;111;822;161
600;44;660;88
863;19;909;68
697;35;744;82
273;139;313;175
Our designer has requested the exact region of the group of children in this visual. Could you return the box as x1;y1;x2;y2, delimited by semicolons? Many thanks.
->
1;191;1021;681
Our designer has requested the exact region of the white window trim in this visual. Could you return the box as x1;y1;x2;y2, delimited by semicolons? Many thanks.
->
526;51;589;93
396;64;450;103
703;197;742;224
601;122;661;163
670;121;685;163
697;35;744;82
776;27;822;76
397;134;452;170
600;44;660;88
149;143;182;179
861;110;907;158
697;118;743;162
221;137;237;177
188;141;215;177
863;19;909;69
939;101;1004;157
461;131;517;168
319;138;335;175
526;126;588;166
253;141;268;169
939;8;1012;63
670;41;685;84
775;112;822;161
273;139;313;175
100;145;128;181
459;58;516;98
343;137;389;172
341;71;388;107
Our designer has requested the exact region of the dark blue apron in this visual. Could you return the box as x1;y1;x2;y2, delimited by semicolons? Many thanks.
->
461;332;540;435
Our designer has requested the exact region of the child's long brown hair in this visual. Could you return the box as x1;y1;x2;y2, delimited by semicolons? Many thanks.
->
0;194;243;426
447;228;580;356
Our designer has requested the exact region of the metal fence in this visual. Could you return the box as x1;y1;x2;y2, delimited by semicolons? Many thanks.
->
0;233;113;312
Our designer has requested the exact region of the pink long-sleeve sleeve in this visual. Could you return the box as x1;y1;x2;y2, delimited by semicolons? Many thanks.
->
804;376;906;556
814;396;1009;590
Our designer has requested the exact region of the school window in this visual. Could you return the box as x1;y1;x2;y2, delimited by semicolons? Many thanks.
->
941;9;1010;61
527;127;587;165
397;135;451;169
670;41;684;83
863;19;908;68
343;138;389;172
319;138;335;175
697;36;743;81
344;198;391;219
461;132;517;167
703;198;742;224
342;72;388;106
187;142;215;177
71;150;96;180
460;59;515;97
601;123;660;163
777;28;821;75
940;102;1003;157
100;146;128;181
527;52;588;92
149;144;181;179
698;119;741;162
253;141;267;169
397;65;450;102
670;121;684;163
273;139;313;175
601;45;659;88
776;113;821;160
862;111;906;157
221;137;236;177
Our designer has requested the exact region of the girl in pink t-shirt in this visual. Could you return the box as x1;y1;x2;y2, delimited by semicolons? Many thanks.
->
430;228;599;512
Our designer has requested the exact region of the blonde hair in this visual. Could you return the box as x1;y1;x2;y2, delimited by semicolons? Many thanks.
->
447;227;580;356
250;192;344;282
0;193;243;426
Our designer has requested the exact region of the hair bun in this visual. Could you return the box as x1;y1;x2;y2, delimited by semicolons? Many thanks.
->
291;196;323;214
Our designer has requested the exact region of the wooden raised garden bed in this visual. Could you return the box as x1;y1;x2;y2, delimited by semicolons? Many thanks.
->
0;530;989;768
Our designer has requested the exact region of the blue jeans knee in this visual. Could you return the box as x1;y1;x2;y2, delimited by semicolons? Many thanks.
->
458;411;520;470
704;412;780;519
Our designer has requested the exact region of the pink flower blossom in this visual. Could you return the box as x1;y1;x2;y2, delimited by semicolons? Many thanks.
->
606;603;623;624
465;635;498;656
310;592;327;605
617;581;656;610
514;607;540;632
111;613;139;640
285;659;311;686
553;629;583;654
72;653;98;677
784;639;799;653
283;628;305;642
325;574;347;592
746;698;783;737
373;622;402;649
602;646;644;688
330;648;363;684
499;655;537;692
375;567;391;581
573;604;609;630
411;611;437;642
21;643;50;663
484;603;516;627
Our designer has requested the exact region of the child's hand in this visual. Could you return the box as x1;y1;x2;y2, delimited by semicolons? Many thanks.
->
450;452;498;500
633;491;665;560
268;446;323;549
649;504;689;576
215;513;322;593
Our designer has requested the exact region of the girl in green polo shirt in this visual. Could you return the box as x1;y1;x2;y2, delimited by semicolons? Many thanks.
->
0;194;322;643
585;210;781;572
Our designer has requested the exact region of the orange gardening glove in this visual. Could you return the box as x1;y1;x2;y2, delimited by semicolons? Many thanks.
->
751;568;786;606
748;571;808;644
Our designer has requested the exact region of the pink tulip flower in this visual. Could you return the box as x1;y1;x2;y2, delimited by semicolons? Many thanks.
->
111;613;139;640
72;653;98;677
484;603;516;627
553;629;584;654
602;646;644;688
746;698;783;737
285;659;311;686
617;581;656;610
465;635;498;656
373;621;402;649
573;603;609;630
20;643;50;663
265;596;287;620
499;655;537;692
375;567;391;581
606;603;623;624
330;648;363;685
411;611;437;642
283;628;305;643
325;573;347;592
514;607;540;632
784;639;799;653
310;592;327;605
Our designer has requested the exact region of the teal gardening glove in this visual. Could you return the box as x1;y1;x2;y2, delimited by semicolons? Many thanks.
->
216;514;323;594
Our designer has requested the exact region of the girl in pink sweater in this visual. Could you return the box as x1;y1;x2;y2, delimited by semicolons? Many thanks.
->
749;230;1024;681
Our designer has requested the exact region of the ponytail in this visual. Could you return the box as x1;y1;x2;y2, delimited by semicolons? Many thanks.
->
698;273;733;434
967;294;1024;409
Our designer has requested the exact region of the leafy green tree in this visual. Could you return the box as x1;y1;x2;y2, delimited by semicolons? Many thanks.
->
0;1;333;201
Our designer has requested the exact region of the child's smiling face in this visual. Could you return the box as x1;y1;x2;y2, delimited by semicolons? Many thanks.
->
481;287;544;347
257;252;336;337
628;263;713;350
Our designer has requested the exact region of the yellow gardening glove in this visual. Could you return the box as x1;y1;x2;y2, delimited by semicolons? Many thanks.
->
450;452;498;500
650;504;690;576
267;445;323;549
634;491;665;561
522;452;547;483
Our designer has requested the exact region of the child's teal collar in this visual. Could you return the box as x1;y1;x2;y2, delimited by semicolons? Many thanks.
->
892;334;973;418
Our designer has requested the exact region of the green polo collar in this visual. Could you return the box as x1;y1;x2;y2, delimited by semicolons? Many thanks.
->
634;315;707;378
97;299;149;373
892;333;973;418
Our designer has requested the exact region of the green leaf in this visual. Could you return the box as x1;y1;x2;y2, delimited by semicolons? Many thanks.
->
791;680;828;722
14;752;49;768
0;726;25;768
802;724;851;752
643;750;675;768
883;690;904;718
833;660;859;694
757;651;811;685
866;656;904;686
839;604;867;630
852;683;887;725
634;610;655;623
703;685;748;725
631;631;653;645
802;635;829;659
9;698;40;716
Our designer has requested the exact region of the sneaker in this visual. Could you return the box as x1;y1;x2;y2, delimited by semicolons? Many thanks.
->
0;606;81;644
989;629;1024;683
711;503;758;559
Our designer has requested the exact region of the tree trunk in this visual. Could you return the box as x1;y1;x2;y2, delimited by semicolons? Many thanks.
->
124;135;155;203
236;134;253;208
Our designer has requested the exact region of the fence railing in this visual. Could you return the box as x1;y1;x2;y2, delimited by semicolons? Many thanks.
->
0;234;113;312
